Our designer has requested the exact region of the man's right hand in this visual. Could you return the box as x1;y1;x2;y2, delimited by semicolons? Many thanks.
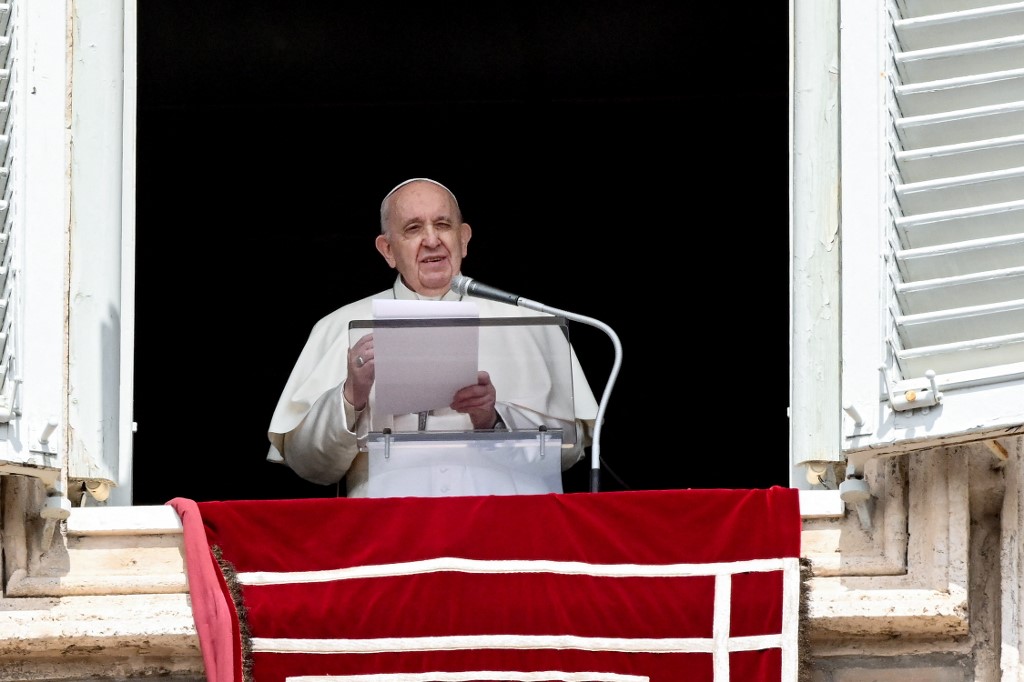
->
344;333;374;410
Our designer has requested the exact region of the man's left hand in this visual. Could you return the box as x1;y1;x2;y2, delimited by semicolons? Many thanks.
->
451;370;499;430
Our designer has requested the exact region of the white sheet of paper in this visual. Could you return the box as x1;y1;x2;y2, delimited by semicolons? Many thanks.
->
371;299;480;415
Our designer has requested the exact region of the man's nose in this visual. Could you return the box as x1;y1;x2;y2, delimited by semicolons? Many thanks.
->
423;225;441;245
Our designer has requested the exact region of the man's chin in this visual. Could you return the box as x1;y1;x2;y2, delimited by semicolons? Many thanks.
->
418;269;454;291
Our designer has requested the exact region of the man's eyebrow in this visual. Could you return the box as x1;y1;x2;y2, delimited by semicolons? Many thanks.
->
399;212;454;228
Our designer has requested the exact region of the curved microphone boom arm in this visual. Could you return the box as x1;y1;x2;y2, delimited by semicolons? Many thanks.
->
451;274;622;492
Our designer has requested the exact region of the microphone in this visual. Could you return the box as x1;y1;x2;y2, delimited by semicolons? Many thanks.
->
450;274;521;306
449;272;624;494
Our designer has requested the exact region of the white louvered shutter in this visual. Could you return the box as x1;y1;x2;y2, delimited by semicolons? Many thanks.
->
841;0;1024;457
0;5;11;422
0;0;67;490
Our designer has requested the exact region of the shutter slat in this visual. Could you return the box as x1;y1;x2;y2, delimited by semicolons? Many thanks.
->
895;134;1024;181
897;331;1024;376
896;199;1024;247
896;232;1024;280
894;265;1024;314
895;100;1024;149
896;298;1024;345
896;35;1024;83
895;3;1024;51
901;0;1019;19
896;165;1024;213
896;69;1024;118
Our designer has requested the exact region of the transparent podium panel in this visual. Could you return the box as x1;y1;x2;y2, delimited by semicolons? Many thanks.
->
350;315;579;443
351;313;581;497
366;429;565;498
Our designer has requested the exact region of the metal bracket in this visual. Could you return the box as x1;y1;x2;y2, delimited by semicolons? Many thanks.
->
880;366;942;412
839;456;872;532
843;403;865;426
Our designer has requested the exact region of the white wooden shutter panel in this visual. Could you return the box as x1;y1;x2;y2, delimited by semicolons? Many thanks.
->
891;0;1024;381
839;0;1024;458
0;4;13;427
0;0;65;489
889;1;1024;380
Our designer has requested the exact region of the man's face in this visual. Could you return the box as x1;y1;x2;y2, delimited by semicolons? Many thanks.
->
376;181;471;297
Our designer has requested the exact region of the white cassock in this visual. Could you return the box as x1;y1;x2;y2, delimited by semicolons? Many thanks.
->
267;276;599;497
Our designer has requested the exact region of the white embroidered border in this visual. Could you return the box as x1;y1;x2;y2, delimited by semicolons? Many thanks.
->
253;633;784;655
245;556;803;682
288;673;649;681
238;556;791;585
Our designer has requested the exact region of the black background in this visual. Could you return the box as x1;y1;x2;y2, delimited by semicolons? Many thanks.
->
132;2;790;504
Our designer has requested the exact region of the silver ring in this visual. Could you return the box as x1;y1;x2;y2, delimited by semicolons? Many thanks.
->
356;355;365;368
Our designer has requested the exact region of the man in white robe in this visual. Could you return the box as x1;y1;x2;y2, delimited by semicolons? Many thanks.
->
267;178;598;497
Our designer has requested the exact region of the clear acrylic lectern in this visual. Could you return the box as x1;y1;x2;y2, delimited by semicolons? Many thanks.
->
349;315;581;498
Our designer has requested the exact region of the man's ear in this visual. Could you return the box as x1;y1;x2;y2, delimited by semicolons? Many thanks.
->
375;234;396;268
460;222;472;256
